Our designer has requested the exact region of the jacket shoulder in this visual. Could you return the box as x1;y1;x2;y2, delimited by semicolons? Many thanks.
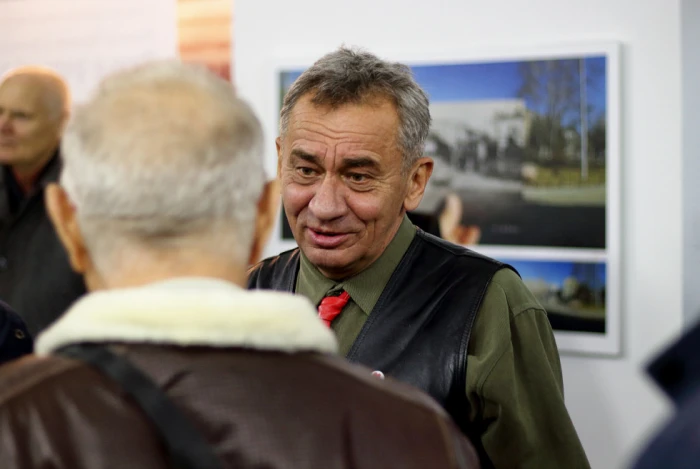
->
309;354;480;467
0;354;166;468
415;229;517;274
0;355;83;403
313;353;446;413
247;248;300;290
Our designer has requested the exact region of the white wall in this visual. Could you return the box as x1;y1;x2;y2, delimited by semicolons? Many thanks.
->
0;0;177;102
235;1;684;468
682;0;700;326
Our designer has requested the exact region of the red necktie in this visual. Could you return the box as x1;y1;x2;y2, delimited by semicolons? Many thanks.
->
318;291;350;327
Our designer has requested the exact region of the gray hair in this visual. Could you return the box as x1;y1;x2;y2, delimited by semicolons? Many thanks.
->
279;47;431;171
60;61;265;271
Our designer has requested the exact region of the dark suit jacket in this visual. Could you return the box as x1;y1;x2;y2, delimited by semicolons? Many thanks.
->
631;320;700;469
0;151;86;335
0;300;32;365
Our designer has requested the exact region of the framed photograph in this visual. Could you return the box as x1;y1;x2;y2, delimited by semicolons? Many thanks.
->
176;0;232;81
271;43;621;356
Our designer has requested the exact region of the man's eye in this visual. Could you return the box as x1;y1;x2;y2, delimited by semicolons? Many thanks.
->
297;167;316;177
348;173;368;183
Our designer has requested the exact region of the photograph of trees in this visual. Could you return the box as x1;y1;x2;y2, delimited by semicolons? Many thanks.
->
415;55;607;249
277;52;615;340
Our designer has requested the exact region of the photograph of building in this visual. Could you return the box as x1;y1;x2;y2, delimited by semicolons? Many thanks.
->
502;258;607;333
414;56;608;249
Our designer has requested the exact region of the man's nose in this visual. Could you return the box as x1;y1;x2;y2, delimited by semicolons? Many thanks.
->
308;176;348;221
0;115;12;134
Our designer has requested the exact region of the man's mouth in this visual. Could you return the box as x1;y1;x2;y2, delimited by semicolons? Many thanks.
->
306;228;349;249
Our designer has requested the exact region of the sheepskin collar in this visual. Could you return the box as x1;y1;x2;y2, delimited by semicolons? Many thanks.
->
35;277;337;355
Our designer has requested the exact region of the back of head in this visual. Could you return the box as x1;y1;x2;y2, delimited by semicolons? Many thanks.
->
279;46;431;171
60;61;265;275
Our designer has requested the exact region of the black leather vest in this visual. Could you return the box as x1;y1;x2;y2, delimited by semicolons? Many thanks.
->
248;230;512;446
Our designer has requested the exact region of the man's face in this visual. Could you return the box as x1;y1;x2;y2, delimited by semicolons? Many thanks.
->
0;76;63;171
278;95;416;280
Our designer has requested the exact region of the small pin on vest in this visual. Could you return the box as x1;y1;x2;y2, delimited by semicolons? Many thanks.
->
371;370;385;380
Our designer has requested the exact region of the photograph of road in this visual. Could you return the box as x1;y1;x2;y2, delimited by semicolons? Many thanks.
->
501;259;607;333
416;56;607;249
276;49;618;349
280;55;607;249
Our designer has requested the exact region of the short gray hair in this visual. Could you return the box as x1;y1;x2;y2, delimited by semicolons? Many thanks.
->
61;61;265;270
279;47;431;170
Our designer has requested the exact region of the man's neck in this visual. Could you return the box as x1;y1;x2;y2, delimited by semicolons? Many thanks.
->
86;256;249;292
11;167;42;194
10;149;56;194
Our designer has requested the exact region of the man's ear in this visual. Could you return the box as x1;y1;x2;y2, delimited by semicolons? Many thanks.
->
248;178;281;266
276;137;283;179
44;184;90;274
58;110;70;133
51;109;70;142
403;157;434;212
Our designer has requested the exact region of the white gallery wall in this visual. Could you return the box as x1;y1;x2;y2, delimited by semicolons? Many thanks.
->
235;1;684;468
682;0;700;326
0;0;177;102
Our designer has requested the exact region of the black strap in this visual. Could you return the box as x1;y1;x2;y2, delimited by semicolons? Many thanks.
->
58;344;222;469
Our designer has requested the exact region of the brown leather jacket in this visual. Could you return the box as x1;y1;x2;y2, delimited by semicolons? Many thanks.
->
0;279;479;469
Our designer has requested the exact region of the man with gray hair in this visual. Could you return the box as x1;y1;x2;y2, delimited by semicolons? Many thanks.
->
249;47;590;468
0;67;85;335
0;61;479;469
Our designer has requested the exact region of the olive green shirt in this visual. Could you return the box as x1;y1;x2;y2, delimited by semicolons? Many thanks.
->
296;216;590;469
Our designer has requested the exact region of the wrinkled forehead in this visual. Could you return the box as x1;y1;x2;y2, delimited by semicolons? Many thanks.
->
283;94;404;170
287;93;400;135
307;84;397;107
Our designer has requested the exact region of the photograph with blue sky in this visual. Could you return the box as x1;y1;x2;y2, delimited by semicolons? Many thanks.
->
279;54;609;250
412;57;605;120
281;56;606;128
500;258;607;333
